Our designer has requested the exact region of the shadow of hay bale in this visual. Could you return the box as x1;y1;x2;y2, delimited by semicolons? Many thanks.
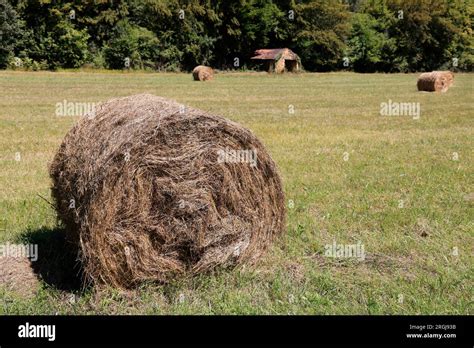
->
20;227;83;291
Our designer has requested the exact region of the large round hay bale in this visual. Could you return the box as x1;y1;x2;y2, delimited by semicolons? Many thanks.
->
192;65;214;81
417;71;451;92
49;94;286;288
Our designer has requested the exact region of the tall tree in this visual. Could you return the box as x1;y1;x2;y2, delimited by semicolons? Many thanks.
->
292;0;351;71
0;0;25;68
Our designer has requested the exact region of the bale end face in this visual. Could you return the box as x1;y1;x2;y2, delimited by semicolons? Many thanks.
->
192;65;214;81
434;71;454;87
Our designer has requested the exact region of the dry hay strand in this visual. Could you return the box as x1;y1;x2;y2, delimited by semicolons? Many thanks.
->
417;71;453;92
50;94;286;288
192;65;214;81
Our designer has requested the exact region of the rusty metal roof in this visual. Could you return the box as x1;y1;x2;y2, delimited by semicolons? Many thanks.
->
251;48;298;60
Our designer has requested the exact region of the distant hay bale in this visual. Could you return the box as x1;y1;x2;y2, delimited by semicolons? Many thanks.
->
49;94;286;288
192;65;214;81
417;71;454;92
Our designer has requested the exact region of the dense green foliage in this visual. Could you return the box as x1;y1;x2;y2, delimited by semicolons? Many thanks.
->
347;0;474;72
0;0;25;68
0;0;472;71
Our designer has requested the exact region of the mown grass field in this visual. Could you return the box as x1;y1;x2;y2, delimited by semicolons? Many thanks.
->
0;70;472;314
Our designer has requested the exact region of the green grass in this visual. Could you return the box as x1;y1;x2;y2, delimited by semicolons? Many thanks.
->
0;70;472;314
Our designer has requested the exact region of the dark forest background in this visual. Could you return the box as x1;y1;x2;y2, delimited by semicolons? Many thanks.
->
0;0;472;72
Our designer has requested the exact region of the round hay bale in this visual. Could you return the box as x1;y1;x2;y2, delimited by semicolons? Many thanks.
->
192;65;214;81
417;71;450;92
49;94;286;288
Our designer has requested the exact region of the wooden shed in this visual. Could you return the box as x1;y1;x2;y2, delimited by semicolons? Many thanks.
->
251;48;301;73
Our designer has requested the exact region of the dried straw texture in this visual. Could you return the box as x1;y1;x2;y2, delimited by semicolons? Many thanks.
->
417;71;453;92
50;94;286;288
192;65;214;81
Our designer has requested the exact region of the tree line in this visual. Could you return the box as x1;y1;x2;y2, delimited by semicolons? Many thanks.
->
0;0;472;72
